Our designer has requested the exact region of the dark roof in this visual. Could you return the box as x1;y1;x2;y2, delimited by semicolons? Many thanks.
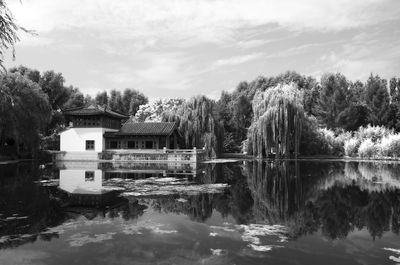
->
109;121;177;136
63;105;128;119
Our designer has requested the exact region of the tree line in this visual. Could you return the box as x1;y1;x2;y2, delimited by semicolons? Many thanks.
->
218;71;400;157
1;65;400;159
0;66;148;158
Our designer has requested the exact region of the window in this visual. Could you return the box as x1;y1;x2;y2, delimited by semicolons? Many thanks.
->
109;141;118;149
85;171;94;181
128;141;135;149
145;140;153;149
86;140;95;150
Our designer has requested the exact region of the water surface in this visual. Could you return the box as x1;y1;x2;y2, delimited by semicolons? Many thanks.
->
1;160;400;265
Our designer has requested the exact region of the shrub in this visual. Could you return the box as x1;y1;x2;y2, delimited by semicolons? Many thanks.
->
344;138;361;157
356;125;392;143
317;128;349;156
358;139;379;158
379;134;400;157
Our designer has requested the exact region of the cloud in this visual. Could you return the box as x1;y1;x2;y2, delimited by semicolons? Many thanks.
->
5;0;400;99
9;0;400;46
104;51;198;96
312;27;400;81
213;53;263;67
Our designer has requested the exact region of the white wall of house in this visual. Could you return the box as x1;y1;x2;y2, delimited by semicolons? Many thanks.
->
60;127;118;152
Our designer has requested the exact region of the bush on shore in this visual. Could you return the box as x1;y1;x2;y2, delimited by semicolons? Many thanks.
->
342;125;400;159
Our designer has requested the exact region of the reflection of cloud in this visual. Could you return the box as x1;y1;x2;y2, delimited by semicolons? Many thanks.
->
0;249;49;265
68;232;116;247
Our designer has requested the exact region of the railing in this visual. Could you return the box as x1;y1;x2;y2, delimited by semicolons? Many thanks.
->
105;147;206;154
100;147;206;163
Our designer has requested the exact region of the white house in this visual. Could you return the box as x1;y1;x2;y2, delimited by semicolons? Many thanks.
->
59;105;129;153
58;105;183;161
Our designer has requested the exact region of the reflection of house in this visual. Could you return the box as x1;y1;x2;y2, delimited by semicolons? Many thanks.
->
59;169;103;194
56;105;203;161
58;167;123;208
57;161;205;206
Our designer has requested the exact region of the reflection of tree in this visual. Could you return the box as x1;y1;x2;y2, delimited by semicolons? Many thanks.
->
243;160;400;240
244;160;325;224
0;163;65;249
316;185;357;239
364;192;391;239
149;194;214;222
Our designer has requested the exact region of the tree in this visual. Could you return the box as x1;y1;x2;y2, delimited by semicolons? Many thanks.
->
135;98;184;122
315;73;349;129
246;83;304;158
390;77;400;103
95;91;108;106
162;95;223;158
0;72;51;157
338;104;370;131
0;1;28;70
39;71;70;110
108;89;123;113
365;74;390;126
121;88;148;115
63;87;85;109
231;94;252;144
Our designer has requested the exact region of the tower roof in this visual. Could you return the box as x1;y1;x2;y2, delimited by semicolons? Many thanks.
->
62;105;128;119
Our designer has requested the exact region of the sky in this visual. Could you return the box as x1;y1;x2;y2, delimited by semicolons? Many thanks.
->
3;0;400;99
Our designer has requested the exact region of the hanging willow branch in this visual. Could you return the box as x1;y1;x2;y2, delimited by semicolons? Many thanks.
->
162;95;223;158
0;0;33;71
247;83;304;158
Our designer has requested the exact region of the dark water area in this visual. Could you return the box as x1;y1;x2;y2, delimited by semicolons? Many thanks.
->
1;160;400;265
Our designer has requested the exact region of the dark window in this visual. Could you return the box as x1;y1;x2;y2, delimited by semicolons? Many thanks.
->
109;141;118;149
86;140;95;150
128;141;135;149
85;171;94;181
145;141;153;149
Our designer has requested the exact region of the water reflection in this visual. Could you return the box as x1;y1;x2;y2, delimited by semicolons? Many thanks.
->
243;161;400;240
1;160;400;264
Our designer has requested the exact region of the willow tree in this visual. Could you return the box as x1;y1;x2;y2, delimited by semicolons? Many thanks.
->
0;1;31;70
162;95;223;158
247;83;304;158
0;72;51;157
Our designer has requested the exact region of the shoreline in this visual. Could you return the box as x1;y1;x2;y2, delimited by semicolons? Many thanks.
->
220;153;400;163
3;153;400;164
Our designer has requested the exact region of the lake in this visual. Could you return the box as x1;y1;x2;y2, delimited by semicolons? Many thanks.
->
1;160;400;265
